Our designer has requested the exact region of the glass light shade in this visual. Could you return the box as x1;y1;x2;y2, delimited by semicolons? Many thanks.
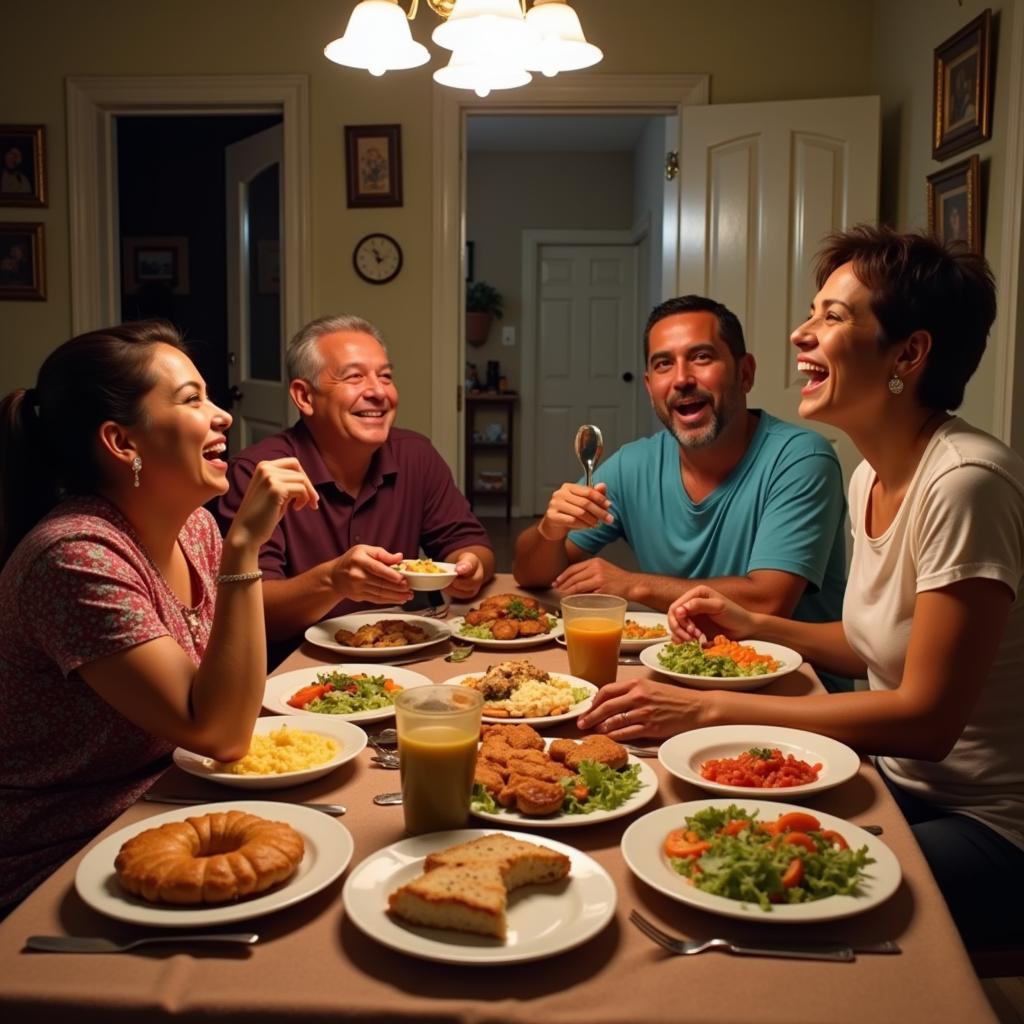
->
431;0;529;53
522;1;602;75
433;48;532;97
324;0;430;76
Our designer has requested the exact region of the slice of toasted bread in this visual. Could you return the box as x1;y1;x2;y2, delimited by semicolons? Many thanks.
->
424;833;570;891
388;864;508;938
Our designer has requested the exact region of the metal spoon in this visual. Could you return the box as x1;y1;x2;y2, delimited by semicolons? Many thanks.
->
373;792;404;805
574;424;604;487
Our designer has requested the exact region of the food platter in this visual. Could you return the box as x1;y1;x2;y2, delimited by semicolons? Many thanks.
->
556;610;669;653
639;639;802;691
658;725;861;799
304;612;451;658
450;615;564;649
442;671;596;726
263;665;432;723
620;800;901;923
471;742;658;828
76;800;353;927
172;715;367;790
342;828;616;964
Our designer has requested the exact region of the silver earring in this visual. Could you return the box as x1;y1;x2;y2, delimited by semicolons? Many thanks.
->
131;455;142;488
888;375;904;395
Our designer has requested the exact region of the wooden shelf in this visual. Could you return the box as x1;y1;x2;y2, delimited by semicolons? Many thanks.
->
465;393;517;520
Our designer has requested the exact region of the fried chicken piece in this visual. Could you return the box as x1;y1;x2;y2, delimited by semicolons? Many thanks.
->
473;761;506;798
480;594;515;613
490;619;519;640
465;609;494;626
377;633;407;647
511;778;565;816
565;735;628;771
482;723;545;750
334;628;357;645
354;623;384;646
479;738;515;766
515;617;547;636
506;755;574;783
548;739;579;764
401;624;428;643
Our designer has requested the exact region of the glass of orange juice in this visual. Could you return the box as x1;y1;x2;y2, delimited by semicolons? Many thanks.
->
560;594;628;685
394;684;484;835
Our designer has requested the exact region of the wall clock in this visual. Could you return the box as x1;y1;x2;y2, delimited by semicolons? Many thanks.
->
353;232;402;284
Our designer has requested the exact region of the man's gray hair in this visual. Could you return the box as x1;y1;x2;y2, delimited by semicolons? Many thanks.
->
285;314;386;386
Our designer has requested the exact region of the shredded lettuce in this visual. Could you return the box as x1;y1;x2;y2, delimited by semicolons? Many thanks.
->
303;672;397;714
658;642;774;677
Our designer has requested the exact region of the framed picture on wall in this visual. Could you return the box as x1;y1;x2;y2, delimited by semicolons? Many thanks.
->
0;222;46;300
927;154;981;253
932;9;992;160
123;236;190;295
0;125;46;207
344;124;402;207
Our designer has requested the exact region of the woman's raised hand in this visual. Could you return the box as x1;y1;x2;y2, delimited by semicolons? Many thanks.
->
225;458;318;551
668;585;757;643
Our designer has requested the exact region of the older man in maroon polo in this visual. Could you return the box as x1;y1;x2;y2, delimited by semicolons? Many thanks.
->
218;314;494;659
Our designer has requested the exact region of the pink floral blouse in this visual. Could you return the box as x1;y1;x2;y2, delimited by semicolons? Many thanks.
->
0;496;221;908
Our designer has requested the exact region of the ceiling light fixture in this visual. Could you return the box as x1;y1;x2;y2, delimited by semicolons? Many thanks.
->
324;0;602;97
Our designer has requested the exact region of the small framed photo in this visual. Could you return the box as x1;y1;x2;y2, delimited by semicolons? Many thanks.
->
0;125;46;207
344;124;402;208
932;9;992;160
0;222;46;300
927;154;981;252
122;236;190;295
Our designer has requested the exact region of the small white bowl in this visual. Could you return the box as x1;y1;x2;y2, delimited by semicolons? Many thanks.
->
397;560;458;591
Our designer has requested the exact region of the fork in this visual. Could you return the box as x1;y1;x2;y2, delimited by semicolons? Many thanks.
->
26;932;259;954
623;744;661;758
630;910;871;962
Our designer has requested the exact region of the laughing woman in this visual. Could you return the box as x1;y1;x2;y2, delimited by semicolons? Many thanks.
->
0;321;317;914
579;227;1024;946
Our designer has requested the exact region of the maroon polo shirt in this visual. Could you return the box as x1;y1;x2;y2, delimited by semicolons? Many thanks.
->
217;421;491;624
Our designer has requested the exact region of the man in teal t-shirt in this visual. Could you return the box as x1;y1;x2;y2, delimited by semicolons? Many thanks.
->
513;294;849;690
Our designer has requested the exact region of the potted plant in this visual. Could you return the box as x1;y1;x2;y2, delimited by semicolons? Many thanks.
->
465;280;503;346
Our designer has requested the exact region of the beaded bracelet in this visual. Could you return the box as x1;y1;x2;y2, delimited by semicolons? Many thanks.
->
215;570;264;584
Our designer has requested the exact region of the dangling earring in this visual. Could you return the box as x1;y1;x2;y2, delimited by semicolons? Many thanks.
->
888;375;904;395
131;455;142;488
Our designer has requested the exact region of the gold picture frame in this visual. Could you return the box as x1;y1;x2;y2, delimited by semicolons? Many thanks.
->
932;9;992;160
0;125;46;208
0;222;46;300
344;124;402;208
927;154;981;253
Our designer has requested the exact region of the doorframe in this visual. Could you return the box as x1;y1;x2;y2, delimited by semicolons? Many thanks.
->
65;74;311;342
520;227;644;516
432;73;709;479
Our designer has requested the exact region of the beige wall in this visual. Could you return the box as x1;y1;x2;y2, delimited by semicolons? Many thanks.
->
3;0;1018;442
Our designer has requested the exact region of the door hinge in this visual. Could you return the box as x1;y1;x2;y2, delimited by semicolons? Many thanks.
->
665;150;679;181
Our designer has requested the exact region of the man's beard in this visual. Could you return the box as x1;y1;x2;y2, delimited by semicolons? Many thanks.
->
655;388;734;450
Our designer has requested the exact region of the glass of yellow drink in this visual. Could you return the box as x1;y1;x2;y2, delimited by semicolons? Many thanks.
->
394;684;484;835
560;594;628;685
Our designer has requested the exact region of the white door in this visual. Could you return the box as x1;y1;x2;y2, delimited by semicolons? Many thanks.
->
225;123;290;452
679;96;880;485
533;243;639;511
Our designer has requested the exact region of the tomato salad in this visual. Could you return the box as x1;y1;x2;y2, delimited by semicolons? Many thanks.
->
700;747;822;788
286;671;402;715
664;804;873;910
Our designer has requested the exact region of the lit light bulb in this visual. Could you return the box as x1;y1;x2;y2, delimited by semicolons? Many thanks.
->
542;60;558;77
369;63;386;76
475;85;491;97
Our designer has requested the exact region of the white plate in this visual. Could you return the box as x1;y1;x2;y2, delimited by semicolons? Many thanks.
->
263;665;433;724
76;800;354;928
450;615;564;649
304;612;452;658
172;716;368;790
397;560;458;591
442;671;596;726
471;742;659;828
556;611;669;653
342;828;616;964
621;800;901;923
658;726;861;799
640;639;802;691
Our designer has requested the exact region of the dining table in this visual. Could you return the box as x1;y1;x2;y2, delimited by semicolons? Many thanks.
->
0;574;996;1023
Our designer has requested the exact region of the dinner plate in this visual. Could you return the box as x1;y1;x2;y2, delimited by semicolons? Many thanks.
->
621;799;900;923
172;716;368;790
262;665;433;723
471;742;659;828
639;639;802;691
342;828;616;964
556;611;669;653
450;615;564;648
442;671;596;726
304;612;452;658
658;726;861;799
76;800;354;928
397;560;458;591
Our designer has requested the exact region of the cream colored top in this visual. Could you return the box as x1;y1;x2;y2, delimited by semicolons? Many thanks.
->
843;418;1024;849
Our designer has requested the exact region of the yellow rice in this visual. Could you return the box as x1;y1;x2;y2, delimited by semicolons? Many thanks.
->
220;726;339;775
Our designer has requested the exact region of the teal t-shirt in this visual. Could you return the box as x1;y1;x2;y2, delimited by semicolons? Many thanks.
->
568;411;848;629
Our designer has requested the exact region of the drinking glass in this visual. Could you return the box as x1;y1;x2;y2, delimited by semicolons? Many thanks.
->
394;684;484;835
560;594;628;685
